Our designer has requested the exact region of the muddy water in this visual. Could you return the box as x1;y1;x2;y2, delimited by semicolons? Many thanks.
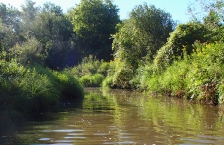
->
1;88;224;145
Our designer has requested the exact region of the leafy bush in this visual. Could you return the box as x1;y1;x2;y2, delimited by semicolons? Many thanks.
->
68;55;109;87
69;55;105;77
112;66;133;89
102;76;114;88
141;42;224;104
79;74;105;87
154;22;210;70
184;42;224;104
9;37;44;65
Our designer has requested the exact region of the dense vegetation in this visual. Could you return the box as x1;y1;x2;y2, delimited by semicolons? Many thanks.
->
0;0;224;123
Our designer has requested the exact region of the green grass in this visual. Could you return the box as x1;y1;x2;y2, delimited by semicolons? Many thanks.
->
68;55;109;87
0;53;84;114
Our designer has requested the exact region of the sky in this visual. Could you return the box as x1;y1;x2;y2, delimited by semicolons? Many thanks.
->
0;0;198;23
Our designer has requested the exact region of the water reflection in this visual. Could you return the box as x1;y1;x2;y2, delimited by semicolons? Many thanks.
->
1;88;224;145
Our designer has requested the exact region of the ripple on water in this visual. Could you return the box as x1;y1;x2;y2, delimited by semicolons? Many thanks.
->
180;137;215;144
42;129;84;133
103;141;136;144
64;136;86;139
38;138;51;141
55;140;74;143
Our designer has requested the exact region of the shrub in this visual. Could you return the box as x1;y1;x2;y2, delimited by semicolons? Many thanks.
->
68;55;110;87
0;54;84;114
139;42;224;104
112;66;134;89
79;74;105;87
102;76;114;88
154;22;210;70
185;42;224;104
79;75;91;87
9;37;44;65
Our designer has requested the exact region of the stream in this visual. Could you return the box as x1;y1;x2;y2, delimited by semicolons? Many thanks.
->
1;88;224;145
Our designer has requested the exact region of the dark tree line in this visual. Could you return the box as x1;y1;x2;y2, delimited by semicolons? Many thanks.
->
0;0;120;69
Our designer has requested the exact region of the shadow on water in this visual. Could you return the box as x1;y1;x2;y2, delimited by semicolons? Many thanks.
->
0;96;84;145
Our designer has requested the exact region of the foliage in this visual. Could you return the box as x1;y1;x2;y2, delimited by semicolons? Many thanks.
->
110;3;175;89
79;74;105;87
188;0;224;23
0;3;21;33
68;0;120;60
54;71;84;102
30;3;74;69
0;22;19;51
113;4;175;65
0;53;84;114
8;37;44;65
129;3;175;60
185;42;224;104
139;42;224;104
68;55;109;87
102;75;113;88
154;22;211;70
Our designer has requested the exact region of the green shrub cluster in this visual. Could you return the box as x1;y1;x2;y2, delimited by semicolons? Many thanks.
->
0;52;84;114
138;42;224;104
79;74;105;87
101;40;224;104
68;55;109;87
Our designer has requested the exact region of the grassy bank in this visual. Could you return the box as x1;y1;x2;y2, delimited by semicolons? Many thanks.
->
100;42;224;105
0;52;84;115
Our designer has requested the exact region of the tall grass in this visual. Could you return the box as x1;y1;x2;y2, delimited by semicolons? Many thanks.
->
0;52;84;114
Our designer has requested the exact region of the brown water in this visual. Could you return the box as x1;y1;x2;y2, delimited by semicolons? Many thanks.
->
1;88;224;145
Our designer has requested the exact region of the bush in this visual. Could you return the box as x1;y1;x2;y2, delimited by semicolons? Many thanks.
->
70;55;104;77
184;42;224;104
68;55;109;87
112;66;133;89
154;22;210;70
79;74;105;87
102;76;114;88
9;37;44;65
15;71;60;113
142;42;224;104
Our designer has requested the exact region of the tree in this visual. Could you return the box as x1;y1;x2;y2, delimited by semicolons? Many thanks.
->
34;3;74;69
0;3;21;51
112;3;175;67
153;22;211;70
129;4;175;60
154;0;224;70
20;0;39;38
111;3;175;88
0;3;20;32
21;0;39;23
14;2;75;69
68;0;120;61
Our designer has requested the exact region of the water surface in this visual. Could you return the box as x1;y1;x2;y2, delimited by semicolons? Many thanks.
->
1;88;224;145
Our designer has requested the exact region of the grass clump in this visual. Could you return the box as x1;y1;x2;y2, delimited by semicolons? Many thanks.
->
0;52;84;115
